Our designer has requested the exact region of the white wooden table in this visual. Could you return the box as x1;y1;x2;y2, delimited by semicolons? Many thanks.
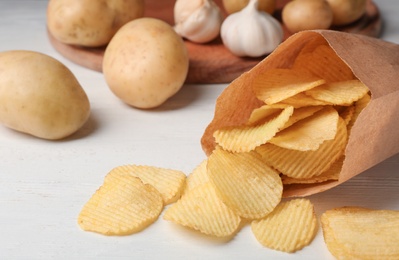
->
0;1;398;259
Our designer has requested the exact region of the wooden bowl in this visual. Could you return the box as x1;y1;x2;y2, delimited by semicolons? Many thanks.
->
47;0;382;84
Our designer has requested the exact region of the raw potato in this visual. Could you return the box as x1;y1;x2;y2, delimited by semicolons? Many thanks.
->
103;18;189;109
222;0;276;14
47;0;144;47
326;0;367;26
282;0;333;33
0;51;90;140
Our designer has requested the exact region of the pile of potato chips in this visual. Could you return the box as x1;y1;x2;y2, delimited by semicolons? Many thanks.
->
77;42;398;256
78;162;318;253
78;165;186;235
212;44;370;187
77;162;399;256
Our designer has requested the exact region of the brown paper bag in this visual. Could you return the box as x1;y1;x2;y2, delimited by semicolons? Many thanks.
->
201;30;399;197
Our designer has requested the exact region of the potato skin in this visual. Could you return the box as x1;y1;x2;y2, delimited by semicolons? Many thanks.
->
103;18;189;109
326;0;367;26
282;0;333;33
222;0;276;14
0;51;90;140
47;0;144;47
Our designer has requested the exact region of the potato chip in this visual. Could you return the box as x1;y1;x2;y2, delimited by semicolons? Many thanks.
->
293;44;355;83
109;165;186;205
256;117;347;179
78;174;163;236
269;106;339;151
252;68;326;104
213;106;294;152
339;105;356;125
280;105;324;130
207;149;282;219
251;199;318;253
279;92;332;108
321;207;399;259
247;104;288;125
282;156;344;184
164;183;241;238
184;159;209;194
347;93;371;133
305;80;369;106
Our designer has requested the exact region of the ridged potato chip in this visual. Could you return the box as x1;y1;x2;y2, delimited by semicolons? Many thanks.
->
251;199;318;253
280;106;324;130
256;117;347;179
269;106;339;151
78;174;163;236
347;93;371;134
252;68;326;104
109;165;186;204
281;156;343;184
184;159;209;194
293;44;355;83
305;80;369;106
321;207;399;259
213;106;294;152
339;105;356;126
207;149;282;219
279;92;332;108
247;104;288;125
164;183;241;238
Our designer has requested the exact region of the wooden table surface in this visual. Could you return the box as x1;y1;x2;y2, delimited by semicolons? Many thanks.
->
0;1;398;259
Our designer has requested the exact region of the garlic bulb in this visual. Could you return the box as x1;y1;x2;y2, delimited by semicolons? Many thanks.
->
221;0;283;57
174;0;223;44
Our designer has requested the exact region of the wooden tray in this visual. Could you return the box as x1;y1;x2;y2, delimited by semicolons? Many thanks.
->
47;0;382;84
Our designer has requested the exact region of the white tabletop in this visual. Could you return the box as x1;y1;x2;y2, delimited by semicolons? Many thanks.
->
1;1;398;259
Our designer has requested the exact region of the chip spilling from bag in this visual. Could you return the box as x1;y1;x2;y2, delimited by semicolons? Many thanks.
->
207;148;283;219
184;159;209;194
205;40;370;193
162;36;371;249
321;207;399;259
163;182;241;238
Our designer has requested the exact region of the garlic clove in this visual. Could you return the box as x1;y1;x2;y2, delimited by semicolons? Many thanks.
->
174;0;224;44
221;0;283;57
174;0;203;24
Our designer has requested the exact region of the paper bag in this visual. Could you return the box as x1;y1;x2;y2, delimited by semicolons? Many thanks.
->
201;30;399;197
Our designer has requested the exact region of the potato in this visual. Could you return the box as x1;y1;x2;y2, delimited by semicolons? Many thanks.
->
326;0;367;26
282;0;333;33
0;51;90;140
47;0;144;47
222;0;276;15
103;18;189;109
